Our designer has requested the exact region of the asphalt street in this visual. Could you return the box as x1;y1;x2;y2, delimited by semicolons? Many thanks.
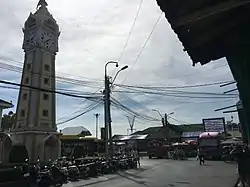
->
64;158;238;187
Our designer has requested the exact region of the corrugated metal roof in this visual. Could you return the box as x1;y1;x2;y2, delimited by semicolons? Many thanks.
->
156;0;250;65
0;99;13;109
113;134;148;141
61;126;91;136
182;131;203;138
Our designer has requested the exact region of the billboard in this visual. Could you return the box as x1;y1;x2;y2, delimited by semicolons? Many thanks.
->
202;117;226;132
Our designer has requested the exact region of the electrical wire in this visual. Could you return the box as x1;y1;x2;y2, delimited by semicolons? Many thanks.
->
57;99;103;125
115;80;234;90
113;89;237;99
111;0;144;78
120;11;163;84
168;116;191;125
0;61;103;88
0;55;103;82
111;96;160;121
0;80;101;99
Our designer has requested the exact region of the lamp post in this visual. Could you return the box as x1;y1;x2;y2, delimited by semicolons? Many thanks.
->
152;109;164;126
164;112;174;125
152;109;174;126
104;61;128;157
94;113;100;139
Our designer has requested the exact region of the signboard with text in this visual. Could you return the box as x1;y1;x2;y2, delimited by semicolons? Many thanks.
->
202;117;226;132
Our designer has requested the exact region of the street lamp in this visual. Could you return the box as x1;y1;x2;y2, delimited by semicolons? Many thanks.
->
165;112;174;125
152;109;164;126
167;112;174;118
152;109;163;118
111;65;128;85
152;109;174;126
105;61;118;78
104;61;128;157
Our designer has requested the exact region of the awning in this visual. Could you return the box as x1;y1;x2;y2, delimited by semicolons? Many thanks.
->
172;142;188;146
113;134;148;141
221;138;243;145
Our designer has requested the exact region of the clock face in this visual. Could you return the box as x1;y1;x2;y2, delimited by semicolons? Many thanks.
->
25;30;36;51
40;31;55;49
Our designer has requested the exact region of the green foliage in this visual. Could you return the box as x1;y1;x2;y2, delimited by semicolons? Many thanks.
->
1;111;15;131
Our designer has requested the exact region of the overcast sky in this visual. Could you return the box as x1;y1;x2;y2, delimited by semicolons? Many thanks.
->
0;0;239;136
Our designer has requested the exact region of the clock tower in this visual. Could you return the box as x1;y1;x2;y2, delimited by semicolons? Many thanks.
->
10;0;61;162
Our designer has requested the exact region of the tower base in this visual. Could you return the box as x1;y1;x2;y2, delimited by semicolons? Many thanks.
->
9;131;61;163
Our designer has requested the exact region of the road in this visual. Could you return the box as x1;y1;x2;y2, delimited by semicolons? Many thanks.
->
64;158;238;187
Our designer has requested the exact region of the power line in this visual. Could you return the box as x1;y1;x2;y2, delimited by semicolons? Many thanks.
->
118;0;144;62
0;61;103;88
0;55;103;82
120;11;163;84
111;96;159;121
115;86;238;96
0;80;101;99
113;90;237;99
168;116;191;125
111;0;144;78
115;80;233;89
57;100;103;125
0;85;102;97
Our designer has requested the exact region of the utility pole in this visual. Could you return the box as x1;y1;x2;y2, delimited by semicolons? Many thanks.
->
104;61;128;157
107;77;113;155
94;113;100;139
164;113;168;126
104;75;113;156
127;115;136;134
104;76;109;157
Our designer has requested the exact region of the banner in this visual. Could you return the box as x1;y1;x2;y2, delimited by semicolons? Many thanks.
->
202;117;226;132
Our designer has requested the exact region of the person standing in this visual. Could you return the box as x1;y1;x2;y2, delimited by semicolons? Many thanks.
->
133;149;140;168
197;148;205;165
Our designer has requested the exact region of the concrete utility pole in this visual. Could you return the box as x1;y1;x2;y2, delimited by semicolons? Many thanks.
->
94;113;100;139
104;75;110;157
104;61;128;157
164;113;169;126
106;76;113;155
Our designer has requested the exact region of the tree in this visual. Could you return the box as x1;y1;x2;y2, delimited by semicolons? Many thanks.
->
1;111;15;131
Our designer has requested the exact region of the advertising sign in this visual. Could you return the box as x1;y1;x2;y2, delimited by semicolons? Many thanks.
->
202;117;226;132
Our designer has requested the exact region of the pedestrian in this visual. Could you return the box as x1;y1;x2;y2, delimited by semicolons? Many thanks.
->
133;149;140;168
137;150;141;168
197;148;205;165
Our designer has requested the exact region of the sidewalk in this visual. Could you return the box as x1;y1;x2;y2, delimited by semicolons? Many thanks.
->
64;160;151;187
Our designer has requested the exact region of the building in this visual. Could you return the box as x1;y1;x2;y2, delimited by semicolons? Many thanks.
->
60;127;104;157
156;0;250;143
0;99;14;130
9;0;61;162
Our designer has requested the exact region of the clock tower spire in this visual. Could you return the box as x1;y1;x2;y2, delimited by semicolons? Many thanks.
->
36;0;48;9
10;1;61;162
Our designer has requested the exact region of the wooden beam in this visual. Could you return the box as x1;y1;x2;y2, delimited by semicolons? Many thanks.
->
215;104;237;112
188;13;249;49
174;0;250;27
224;88;238;94
220;81;236;87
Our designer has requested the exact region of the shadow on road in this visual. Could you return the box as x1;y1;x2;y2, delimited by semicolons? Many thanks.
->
116;171;149;186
